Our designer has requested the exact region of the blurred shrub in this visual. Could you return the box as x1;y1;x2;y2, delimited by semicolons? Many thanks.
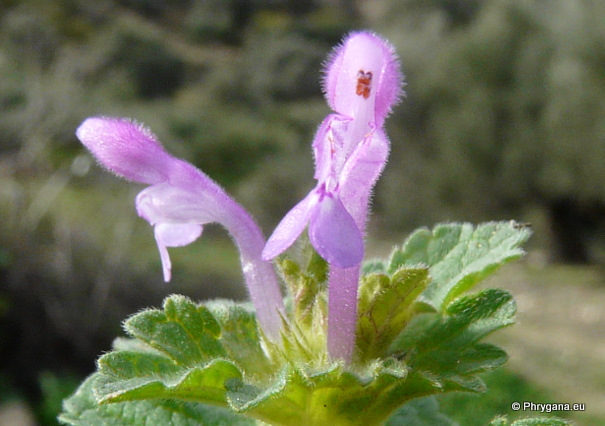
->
239;32;326;101
0;5;61;68
114;34;186;98
378;0;605;261
36;372;80;425
117;0;193;17
185;0;233;43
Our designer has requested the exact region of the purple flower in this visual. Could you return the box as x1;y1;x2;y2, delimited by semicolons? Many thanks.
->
263;31;403;362
76;117;284;338
263;32;402;269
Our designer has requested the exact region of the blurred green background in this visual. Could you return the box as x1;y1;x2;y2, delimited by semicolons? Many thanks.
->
0;0;604;424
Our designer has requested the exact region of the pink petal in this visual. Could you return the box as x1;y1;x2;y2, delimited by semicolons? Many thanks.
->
135;183;218;225
262;190;318;260
76;117;173;185
308;194;363;268
312;115;335;183
155;223;203;247
154;223;203;282
155;237;173;282
312;114;356;183
338;129;390;221
372;41;405;126
323;32;404;125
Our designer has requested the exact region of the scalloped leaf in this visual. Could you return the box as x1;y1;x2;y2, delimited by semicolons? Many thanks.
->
356;267;430;362
66;293;445;425
123;295;225;364
90;296;270;406
204;300;274;379
61;288;514;425
60;220;530;426
95;355;242;404
390;288;516;393
60;374;254;426
388;221;531;311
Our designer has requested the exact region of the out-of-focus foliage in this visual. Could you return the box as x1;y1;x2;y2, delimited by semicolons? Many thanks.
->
378;0;605;261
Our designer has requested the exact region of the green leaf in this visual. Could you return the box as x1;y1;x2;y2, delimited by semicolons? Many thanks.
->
88;296;245;406
123;295;225;365
60;222;528;425
59;374;255;426
204;300;274;379
490;416;508;426
272;248;329;366
222;361;440;426
60;297;268;424
95;354;242;404
361;259;387;275
356;267;430;362
65;292;444;425
276;248;328;328
388;221;531;311
90;295;279;407
385;396;456;425
391;289;516;393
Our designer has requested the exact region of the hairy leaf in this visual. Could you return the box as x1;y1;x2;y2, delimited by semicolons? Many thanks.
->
356;267;430;361
223;361;440;426
123;295;225;365
361;259;387;275
276;247;328;328
60;221;530;425
388;221;531;311
391;289;516;393
60;374;254;426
